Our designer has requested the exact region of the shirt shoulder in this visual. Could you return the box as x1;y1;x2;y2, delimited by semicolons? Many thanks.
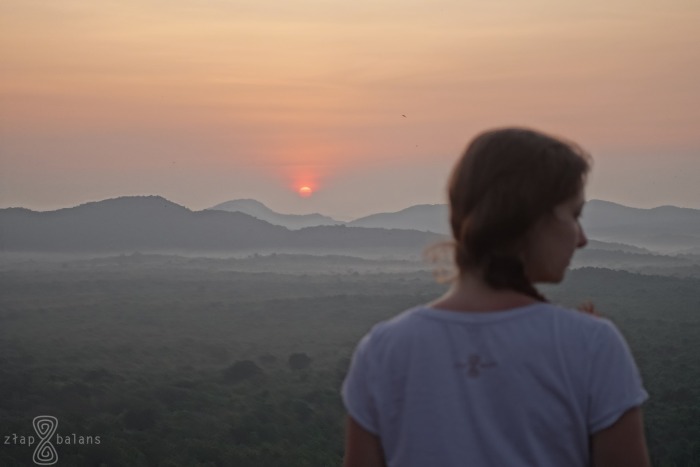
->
362;306;435;351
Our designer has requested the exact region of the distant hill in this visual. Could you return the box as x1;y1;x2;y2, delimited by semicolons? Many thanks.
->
0;196;287;252
581;200;700;253
3;196;698;256
208;199;342;230
209;200;450;233
345;200;700;254
0;196;441;256
348;204;450;234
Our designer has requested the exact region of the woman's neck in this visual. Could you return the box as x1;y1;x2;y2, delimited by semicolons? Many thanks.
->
428;270;539;313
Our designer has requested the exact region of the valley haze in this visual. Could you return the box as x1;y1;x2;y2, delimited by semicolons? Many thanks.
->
2;195;700;278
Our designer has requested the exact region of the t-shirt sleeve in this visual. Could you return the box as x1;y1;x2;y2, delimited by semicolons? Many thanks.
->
341;331;380;434
587;319;649;433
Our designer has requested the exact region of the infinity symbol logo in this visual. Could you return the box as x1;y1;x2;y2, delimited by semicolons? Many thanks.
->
32;416;58;465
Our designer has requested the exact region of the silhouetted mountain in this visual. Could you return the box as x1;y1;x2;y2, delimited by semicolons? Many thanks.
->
0;196;441;255
4;196;697;256
346;200;700;254
0;196;288;252
581;200;700;253
208;199;342;229
348;204;450;233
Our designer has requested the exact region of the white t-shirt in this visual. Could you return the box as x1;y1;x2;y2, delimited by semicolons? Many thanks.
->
342;303;648;467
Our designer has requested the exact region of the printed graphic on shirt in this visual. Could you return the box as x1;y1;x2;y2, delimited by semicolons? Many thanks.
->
455;354;498;378
443;325;499;378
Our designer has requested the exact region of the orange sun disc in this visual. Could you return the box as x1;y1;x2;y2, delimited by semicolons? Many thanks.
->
298;186;312;197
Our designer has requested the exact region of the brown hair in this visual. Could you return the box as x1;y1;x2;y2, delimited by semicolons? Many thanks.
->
447;127;591;301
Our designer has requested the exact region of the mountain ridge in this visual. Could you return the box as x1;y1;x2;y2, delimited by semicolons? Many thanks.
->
3;196;699;254
208;198;342;230
0;196;441;255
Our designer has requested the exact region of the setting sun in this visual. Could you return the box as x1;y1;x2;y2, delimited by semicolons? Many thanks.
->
298;186;312;197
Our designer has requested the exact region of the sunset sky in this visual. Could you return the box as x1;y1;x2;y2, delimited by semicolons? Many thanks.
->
1;0;698;219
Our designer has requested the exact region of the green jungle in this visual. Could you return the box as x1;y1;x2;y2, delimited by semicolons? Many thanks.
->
1;253;699;466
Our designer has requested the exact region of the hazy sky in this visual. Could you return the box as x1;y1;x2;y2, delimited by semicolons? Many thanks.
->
1;0;698;220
